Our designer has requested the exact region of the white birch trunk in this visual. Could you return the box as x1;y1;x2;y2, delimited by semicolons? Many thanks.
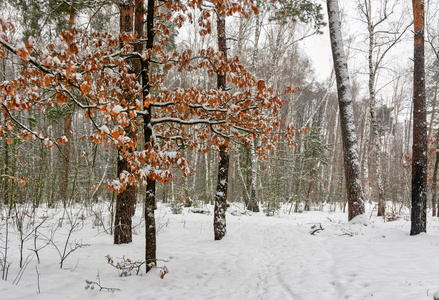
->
327;0;365;220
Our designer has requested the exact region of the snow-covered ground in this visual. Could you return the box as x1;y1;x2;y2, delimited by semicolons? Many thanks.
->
0;202;439;300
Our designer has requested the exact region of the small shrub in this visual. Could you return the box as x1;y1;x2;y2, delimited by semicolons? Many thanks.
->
169;201;183;214
105;255;169;279
263;199;281;216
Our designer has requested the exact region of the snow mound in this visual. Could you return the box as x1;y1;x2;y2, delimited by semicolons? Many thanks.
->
189;207;210;214
348;214;370;226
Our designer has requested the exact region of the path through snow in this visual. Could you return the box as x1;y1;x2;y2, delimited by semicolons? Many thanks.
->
1;206;439;300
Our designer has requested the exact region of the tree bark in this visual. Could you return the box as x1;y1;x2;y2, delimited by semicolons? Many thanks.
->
246;1;261;213
214;145;229;240
247;141;259;212
327;0;365;221
60;6;76;207
360;109;371;201
411;0;427;235
142;0;157;271
114;1;135;245
214;7;229;240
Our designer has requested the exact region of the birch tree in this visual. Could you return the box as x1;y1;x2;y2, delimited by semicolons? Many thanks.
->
359;0;411;217
327;0;365;220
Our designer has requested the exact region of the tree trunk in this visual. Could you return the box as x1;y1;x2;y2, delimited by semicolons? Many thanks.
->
327;0;365;221
214;7;229;241
246;1;261;213
410;0;427;235
247;141;259;212
114;1;135;245
60;116;71;207
204;152;209;203
142;0;157;271
363;0;385;217
368;52;385;217
326;106;339;204
214;145;229;240
360;108;371;201
60;6;76;207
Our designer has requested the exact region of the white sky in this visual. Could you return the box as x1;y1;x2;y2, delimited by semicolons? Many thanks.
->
300;28;332;82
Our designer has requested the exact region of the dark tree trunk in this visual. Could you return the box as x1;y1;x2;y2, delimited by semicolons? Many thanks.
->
60;116;71;206
327;0;365;221
114;156;133;244
214;145;229;240
142;0;157;272
213;7;229;241
60;6;76;207
410;0;427;235
114;1;135;244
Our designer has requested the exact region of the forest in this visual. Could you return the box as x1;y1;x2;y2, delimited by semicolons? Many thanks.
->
1;0;439;299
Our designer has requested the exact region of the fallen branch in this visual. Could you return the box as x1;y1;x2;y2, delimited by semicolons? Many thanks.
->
310;224;324;235
85;280;120;292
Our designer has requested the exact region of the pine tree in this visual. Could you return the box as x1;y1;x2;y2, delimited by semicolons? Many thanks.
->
410;0;427;235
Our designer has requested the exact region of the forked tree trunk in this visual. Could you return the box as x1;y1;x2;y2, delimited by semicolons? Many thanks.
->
410;0;427;235
214;7;229;241
114;1;135;245
367;34;385;216
362;0;387;217
327;0;365;221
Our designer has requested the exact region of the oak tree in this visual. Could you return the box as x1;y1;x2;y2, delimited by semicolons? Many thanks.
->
0;0;287;272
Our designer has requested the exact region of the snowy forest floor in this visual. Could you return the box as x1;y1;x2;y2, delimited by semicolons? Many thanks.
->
0;202;439;300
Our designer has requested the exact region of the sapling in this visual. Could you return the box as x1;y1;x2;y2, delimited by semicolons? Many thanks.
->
30;215;51;264
35;266;40;294
13;253;34;285
47;207;90;268
156;211;170;236
12;205;47;268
